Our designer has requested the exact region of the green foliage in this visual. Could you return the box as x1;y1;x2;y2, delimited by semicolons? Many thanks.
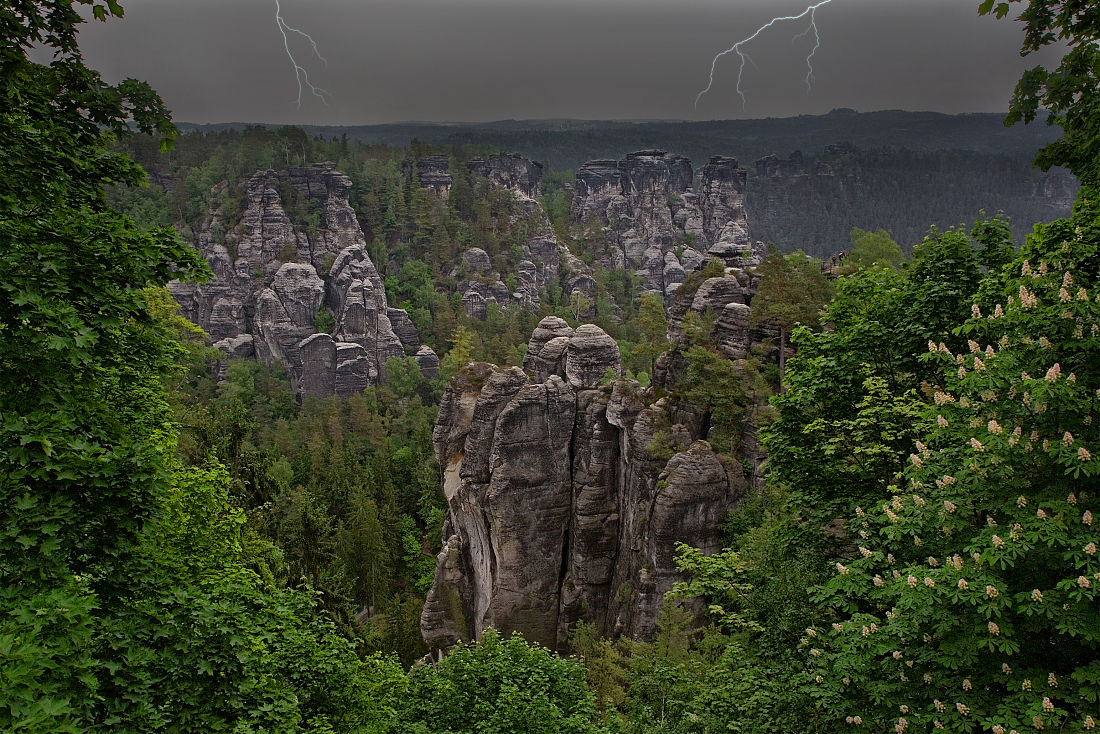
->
676;258;727;299
0;3;206;727
439;324;475;381
751;247;833;334
980;0;1100;184
624;293;671;377
765;216;1011;524
811;190;1100;732
398;515;437;595
842;228;906;273
92;463;403;733
677;345;750;457
746;145;1069;258
751;246;834;388
397;629;611;734
386;356;424;399
0;7;418;730
315;309;337;334
669;544;760;633
571;622;627;717
172;357;443;659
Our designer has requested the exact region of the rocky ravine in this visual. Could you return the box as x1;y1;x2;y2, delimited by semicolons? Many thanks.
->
172;151;759;400
429;150;759;321
421;262;776;651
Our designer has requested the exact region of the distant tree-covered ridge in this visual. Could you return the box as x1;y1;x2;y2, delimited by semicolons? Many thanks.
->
179;110;1066;169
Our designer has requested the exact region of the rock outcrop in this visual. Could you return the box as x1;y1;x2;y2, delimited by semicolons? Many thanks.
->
175;149;764;397
569;151;758;297
169;163;432;399
468;153;543;200
421;318;748;652
417;154;453;198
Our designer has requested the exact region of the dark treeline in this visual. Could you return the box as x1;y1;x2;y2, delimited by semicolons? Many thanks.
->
180;109;1064;169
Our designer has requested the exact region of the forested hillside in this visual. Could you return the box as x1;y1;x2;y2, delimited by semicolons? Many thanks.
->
3;1;1098;733
748;145;1075;256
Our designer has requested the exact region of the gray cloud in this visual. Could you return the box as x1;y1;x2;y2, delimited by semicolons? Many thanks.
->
75;0;1063;124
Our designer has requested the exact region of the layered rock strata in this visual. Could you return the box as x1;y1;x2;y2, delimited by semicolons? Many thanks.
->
421;317;747;652
417;154;453;198
468;153;543;199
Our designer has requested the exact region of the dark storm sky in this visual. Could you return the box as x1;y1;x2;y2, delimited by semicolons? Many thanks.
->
72;0;1063;125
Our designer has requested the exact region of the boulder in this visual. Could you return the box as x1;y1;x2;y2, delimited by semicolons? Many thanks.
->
522;316;574;373
387;307;420;351
461;247;492;275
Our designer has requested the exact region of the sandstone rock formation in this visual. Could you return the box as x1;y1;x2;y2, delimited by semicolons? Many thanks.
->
468;153;543;200
176;149;765;398
414;345;440;378
421;318;750;652
416;154;453;198
569;151;759;297
169;163;432;399
415;151;579;319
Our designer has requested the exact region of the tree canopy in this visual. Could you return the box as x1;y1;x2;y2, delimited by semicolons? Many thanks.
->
981;0;1100;183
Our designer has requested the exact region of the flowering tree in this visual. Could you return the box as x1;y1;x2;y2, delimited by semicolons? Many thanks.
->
811;195;1100;733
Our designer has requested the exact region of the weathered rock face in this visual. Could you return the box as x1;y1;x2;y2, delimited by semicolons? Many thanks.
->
460;247;492;275
421;318;745;652
411;150;758;319
699;157;752;266
666;267;781;364
417;154;453;198
468;153;543;200
169;163;430;399
569;151;758;297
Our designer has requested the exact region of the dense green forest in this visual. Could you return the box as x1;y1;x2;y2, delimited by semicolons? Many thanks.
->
2;1;1098;733
746;146;1074;257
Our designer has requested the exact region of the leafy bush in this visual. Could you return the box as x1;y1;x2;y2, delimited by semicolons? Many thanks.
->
397;629;610;734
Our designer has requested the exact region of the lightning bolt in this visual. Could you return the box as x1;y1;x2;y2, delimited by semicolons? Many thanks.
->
696;0;834;110
275;0;330;107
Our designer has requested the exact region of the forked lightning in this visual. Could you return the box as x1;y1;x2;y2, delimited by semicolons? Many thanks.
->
695;0;835;110
275;0;330;107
